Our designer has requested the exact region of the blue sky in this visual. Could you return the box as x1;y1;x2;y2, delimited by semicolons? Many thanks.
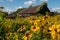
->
0;0;60;13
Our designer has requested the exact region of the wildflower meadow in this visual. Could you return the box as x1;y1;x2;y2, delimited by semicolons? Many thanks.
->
0;14;60;40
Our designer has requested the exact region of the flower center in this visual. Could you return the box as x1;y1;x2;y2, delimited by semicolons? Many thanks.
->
21;27;24;29
33;26;36;29
26;33;30;38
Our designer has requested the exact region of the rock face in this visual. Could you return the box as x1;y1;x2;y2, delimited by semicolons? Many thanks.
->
18;2;51;17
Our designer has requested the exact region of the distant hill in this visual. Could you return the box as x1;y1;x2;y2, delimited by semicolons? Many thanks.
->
7;2;54;18
17;2;51;17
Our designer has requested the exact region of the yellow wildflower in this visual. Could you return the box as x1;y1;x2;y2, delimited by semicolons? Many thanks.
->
23;33;32;40
6;32;12;39
23;36;27;40
56;24;60;38
31;26;40;32
49;24;57;40
56;24;60;29
43;28;46;33
13;32;18;40
50;31;57;40
15;35;18;40
18;25;26;32
49;24;56;31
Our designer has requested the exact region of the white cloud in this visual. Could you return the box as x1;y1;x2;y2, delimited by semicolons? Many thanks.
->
15;6;23;9
24;0;48;6
7;0;13;2
50;8;60;13
14;6;23;11
3;8;14;14
40;0;48;2
30;0;37;1
24;0;36;6
18;6;23;9
24;1;33;5
6;9;13;14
